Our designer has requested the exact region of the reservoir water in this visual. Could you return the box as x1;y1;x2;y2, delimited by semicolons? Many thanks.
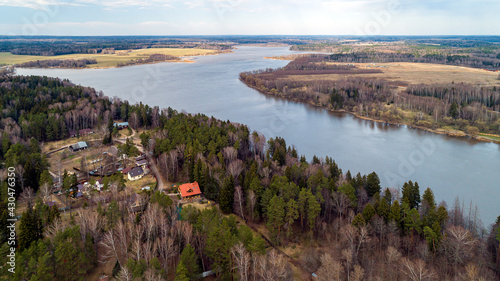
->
15;46;500;225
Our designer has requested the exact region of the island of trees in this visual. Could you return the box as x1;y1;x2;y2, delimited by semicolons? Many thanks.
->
0;73;498;280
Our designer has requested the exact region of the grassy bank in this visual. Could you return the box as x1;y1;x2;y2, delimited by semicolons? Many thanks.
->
0;48;222;68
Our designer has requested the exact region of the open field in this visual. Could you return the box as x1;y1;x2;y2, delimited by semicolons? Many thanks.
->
286;62;500;88
0;48;220;68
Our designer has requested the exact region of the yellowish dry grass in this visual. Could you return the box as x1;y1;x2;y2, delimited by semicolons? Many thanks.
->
126;174;156;191
0;48;220;68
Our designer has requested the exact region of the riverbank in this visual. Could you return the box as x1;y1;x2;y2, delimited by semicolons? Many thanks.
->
1;48;230;69
243;81;500;145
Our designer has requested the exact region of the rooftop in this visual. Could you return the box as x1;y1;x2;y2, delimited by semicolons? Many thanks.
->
128;166;144;178
178;181;202;198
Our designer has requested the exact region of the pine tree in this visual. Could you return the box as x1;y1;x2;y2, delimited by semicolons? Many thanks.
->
106;200;120;229
179;243;200;279
19;202;43;251
362;203;376;222
219;176;235;213
175;261;190;281
267;195;285;242
365;172;381;197
285;199;299;238
307;193;321;231
402;181;421;209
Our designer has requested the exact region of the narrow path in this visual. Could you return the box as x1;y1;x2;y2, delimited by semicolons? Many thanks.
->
46;145;69;155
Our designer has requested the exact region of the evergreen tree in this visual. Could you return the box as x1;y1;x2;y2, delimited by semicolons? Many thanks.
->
267;195;285;242
402;181;421;209
362;203;376;222
175;261;190;281
19;202;43;251
106;200;120;229
352;213;366;227
285;199;299;239
219;176;235;214
338;182;357;207
179;244;200;279
307;192;321;230
422;187;436;210
365;172;381;197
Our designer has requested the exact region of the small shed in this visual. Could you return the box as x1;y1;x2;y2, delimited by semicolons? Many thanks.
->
69;141;88;152
114;122;129;130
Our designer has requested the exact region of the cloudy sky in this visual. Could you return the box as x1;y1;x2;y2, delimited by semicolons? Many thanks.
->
0;0;498;36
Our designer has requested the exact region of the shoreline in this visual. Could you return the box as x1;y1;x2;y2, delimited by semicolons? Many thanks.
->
10;49;233;70
243;82;500;145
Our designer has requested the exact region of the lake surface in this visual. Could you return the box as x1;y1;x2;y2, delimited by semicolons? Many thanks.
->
16;46;500;224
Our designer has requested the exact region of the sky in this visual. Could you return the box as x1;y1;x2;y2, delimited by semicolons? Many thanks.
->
0;0;498;36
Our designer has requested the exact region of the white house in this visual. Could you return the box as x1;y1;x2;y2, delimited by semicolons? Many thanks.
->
128;167;144;181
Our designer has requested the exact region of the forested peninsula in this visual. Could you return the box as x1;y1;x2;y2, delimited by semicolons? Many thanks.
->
0;73;499;280
241;55;500;143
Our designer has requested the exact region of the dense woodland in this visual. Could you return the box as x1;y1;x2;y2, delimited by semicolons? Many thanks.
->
290;39;500;70
240;55;500;136
324;52;500;70
116;54;179;67
0;37;232;57
15;58;97;68
0;73;499;280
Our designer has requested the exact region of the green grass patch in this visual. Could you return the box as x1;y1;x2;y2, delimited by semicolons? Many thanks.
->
479;133;500;141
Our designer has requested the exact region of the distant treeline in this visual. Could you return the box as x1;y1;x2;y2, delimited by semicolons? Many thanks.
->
15;58;97;68
324;52;500;70
116;54;179;67
256;55;383;77
0;38;232;56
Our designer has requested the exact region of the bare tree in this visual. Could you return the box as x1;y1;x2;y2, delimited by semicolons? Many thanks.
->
441;225;477;268
142;203;160;244
332;192;349;225
234;185;245;220
44;218;65;240
131;223;145;261
341;248;353;281
100;220;129;267
317;253;343;281
17;164;25;190
20;186;35;204
232;242;251;281
257;249;289;281
400;258;436;281
248;190;257;221
350;265;365;281
222;146;238;165
78;207;103;242
117;266;132;281
169;149;178;180
228;159;244;178
39;183;53;203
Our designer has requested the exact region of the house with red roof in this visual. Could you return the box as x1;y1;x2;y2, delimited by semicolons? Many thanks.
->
178;181;202;200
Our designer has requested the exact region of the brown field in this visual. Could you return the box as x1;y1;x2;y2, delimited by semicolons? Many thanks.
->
0;48;220;68
285;62;500;88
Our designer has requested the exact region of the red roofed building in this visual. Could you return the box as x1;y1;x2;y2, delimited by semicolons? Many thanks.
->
178;181;202;200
